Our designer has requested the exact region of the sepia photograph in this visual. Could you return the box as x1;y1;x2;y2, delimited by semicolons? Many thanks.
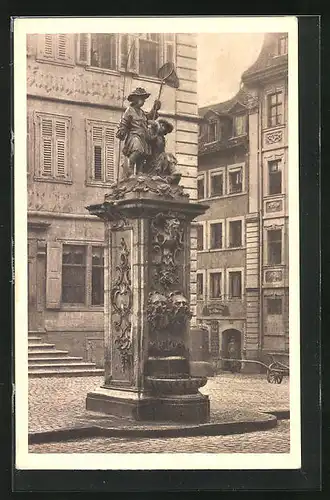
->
14;16;300;471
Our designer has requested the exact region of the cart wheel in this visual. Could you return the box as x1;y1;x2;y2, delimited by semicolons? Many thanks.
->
267;369;283;384
274;372;283;384
267;369;276;383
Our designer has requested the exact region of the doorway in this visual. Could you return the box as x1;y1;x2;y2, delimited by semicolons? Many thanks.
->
222;328;242;372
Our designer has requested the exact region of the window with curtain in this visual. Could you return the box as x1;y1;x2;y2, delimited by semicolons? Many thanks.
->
62;246;86;304
197;273;204;300
229;271;242;298
210;223;223;249
138;33;161;77
210;273;222;299
210;172;223;196
267;229;282;265
268;160;282;195
229;220;242;248
197;177;205;199
197;225;204;251
267;91;283;127
233;114;246;136
228;168;243;194
90;34;117;70
61;245;104;306
274;35;288;56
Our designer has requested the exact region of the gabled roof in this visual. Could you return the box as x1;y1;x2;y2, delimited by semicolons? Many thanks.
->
199;87;251;118
242;33;288;82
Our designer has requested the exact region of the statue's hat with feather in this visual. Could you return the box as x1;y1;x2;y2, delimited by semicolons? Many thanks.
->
127;87;151;102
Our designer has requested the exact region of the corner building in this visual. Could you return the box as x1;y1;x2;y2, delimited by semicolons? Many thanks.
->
196;33;289;371
27;33;199;368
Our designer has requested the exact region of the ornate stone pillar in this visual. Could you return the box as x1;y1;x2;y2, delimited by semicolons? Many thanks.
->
86;174;210;423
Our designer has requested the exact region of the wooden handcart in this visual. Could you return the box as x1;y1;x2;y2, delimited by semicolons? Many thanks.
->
219;353;289;384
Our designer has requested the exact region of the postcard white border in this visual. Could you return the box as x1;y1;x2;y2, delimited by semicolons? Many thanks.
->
14;15;300;470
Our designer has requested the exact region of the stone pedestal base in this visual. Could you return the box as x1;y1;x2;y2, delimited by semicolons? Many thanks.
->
86;387;210;423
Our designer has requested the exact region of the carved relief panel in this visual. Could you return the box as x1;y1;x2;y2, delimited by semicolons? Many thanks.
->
147;211;192;357
109;229;133;382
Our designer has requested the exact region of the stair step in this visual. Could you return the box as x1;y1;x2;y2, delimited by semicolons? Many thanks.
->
28;349;70;357
28;356;85;364
28;343;56;350
29;362;98;370
28;336;44;343
29;368;104;378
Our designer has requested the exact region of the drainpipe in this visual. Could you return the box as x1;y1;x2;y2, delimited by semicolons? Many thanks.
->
258;87;264;364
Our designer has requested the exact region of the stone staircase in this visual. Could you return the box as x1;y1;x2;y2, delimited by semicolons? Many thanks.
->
28;331;104;377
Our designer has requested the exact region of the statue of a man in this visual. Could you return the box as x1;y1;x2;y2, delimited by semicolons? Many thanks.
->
116;87;161;175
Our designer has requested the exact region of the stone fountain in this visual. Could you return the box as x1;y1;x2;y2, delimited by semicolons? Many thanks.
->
85;172;210;423
85;108;211;422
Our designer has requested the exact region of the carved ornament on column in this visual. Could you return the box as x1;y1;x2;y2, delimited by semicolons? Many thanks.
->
111;237;133;371
150;212;184;290
265;130;283;144
266;200;283;213
265;270;283;282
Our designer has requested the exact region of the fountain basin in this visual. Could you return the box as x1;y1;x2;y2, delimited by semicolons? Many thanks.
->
145;376;208;395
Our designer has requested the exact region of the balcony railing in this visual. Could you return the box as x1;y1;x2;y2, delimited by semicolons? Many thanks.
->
199;135;248;155
196;295;246;317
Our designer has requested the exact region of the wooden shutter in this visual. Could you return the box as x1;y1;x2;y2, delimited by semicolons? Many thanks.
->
77;33;91;65
40;117;53;177
119;34;138;73
92;125;103;181
55;119;68;179
105;126;115;182
46;242;62;309
38;34;55;60
55;34;74;64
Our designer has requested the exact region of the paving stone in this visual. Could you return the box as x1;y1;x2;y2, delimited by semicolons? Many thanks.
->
28;421;290;454
28;373;290;453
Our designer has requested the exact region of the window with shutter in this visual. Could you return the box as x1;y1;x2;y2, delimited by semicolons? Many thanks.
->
56;34;68;61
41;118;53;177
77;33;91;65
35;113;71;182
105;127;115;182
88;120;116;184
44;34;55;59
59;243;104;308
46;242;62;309
37;34;74;65
55;120;67;178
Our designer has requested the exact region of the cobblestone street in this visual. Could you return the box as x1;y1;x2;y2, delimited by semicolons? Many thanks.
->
28;373;290;453
29;420;289;454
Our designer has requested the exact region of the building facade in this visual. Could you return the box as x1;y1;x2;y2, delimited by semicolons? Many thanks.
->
196;33;289;371
27;33;199;367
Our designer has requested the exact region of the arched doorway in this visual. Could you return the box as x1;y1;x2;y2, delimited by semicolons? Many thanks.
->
222;328;242;372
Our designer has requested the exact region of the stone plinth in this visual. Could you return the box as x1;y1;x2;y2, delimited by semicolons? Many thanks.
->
86;174;210;423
